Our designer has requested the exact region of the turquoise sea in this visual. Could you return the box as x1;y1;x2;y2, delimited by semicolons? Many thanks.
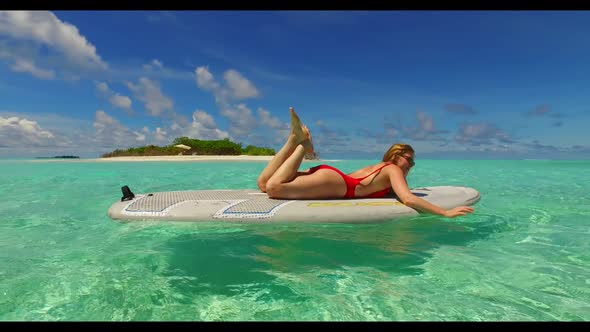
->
0;158;588;321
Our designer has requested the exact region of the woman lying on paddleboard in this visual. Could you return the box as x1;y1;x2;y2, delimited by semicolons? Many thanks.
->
257;107;474;218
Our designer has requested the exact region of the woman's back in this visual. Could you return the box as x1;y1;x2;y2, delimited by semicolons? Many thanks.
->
346;162;396;198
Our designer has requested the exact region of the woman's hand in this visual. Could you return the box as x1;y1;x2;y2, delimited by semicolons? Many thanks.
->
444;206;475;218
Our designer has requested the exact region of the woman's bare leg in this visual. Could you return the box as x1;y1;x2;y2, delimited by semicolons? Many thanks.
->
257;107;313;192
266;144;307;187
257;134;299;192
266;152;346;199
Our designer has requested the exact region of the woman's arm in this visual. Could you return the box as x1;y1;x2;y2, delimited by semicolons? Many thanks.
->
386;167;474;218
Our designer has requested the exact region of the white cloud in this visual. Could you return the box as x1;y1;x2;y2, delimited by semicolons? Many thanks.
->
220;103;258;137
0;11;108;74
154;127;167;142
385;128;399;137
93;110;153;148
96;81;109;93
455;122;513;145
223;69;260;99
0;112;155;156
253;108;290;147
94;110;125;133
133;131;146;142
381;111;448;142
313;120;350;152
10;58;55;79
167;110;230;141
189;110;230;140
129;126;168;144
143;59;164;71
125;77;173;117
152;59;163;68
94;110;129;145
109;94;132;111
0;116;57;147
196;66;259;100
0;111;229;156
194;66;273;139
106;60;192;82
416;111;434;132
258;107;287;130
192;110;217;130
194;66;294;147
95;81;134;115
195;66;220;91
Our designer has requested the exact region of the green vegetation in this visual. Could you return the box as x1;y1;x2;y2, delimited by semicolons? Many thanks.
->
101;137;276;158
242;145;276;156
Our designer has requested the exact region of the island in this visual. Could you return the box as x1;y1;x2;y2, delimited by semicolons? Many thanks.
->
100;137;319;160
35;155;80;159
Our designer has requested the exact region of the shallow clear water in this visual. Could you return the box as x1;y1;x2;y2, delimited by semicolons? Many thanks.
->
0;159;588;321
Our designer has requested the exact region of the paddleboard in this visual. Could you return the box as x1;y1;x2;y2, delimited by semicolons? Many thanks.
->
107;185;480;224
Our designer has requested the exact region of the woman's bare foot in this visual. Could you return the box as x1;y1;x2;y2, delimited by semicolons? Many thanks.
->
301;124;315;158
289;107;315;156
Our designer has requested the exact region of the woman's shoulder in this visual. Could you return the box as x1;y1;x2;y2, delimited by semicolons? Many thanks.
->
363;161;401;174
353;161;398;173
363;161;392;170
380;161;402;174
376;160;397;168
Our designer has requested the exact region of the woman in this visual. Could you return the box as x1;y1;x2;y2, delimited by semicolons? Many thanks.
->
257;108;475;218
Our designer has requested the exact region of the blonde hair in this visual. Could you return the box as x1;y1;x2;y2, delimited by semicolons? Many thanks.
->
382;143;415;163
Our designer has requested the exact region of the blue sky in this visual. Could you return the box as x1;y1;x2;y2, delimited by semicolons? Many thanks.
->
1;10;589;159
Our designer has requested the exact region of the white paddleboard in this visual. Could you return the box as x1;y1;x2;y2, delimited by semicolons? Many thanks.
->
107;186;480;224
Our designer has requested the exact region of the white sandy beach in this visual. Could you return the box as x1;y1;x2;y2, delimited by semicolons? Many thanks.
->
96;155;276;162
30;155;338;162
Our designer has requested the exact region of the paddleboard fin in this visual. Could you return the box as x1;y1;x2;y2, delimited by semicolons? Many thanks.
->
121;185;135;201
